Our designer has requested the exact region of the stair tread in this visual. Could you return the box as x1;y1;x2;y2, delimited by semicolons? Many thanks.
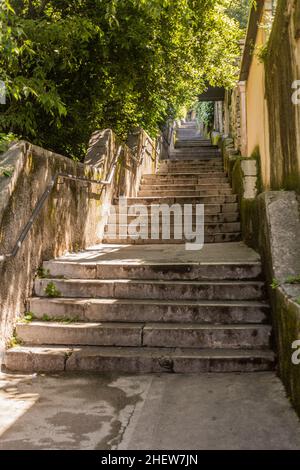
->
38;278;264;285
29;297;269;306
6;345;275;359
45;261;260;267
18;321;270;329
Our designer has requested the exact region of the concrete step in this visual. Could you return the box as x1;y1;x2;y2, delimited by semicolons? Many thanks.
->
29;298;270;324
34;278;265;300
111;203;239;215
138;189;233;197
15;321;271;349
108;212;240;223
142;177;229;185
4;346;275;373
157;171;226;177
173;143;218;148
115;195;237;205
105;222;241;235
16;321;143;347
157;168;224;174
166;158;222;164
102;233;241;244
159;162;223;168
139;183;231;191
143;174;228;182
43;259;261;280
171;149;220;154
170;152;221;158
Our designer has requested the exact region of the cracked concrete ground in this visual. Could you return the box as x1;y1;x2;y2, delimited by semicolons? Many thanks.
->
0;371;300;450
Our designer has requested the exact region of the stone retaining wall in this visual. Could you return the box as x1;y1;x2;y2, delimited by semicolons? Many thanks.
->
0;130;156;353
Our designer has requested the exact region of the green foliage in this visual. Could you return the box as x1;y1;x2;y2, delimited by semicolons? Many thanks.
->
44;281;61;297
194;101;215;128
271;278;280;289
1;0;243;160
37;266;50;278
41;314;79;323
226;0;251;29
8;329;23;347
20;312;35;323
285;275;300;285
0;132;17;153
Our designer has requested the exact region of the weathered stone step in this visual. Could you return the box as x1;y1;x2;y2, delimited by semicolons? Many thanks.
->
29;298;269;324
115;195;237;205
141;179;228;188
16;321;142;346
157;171;226;177
142;177;229;185
175;142;218;148
166;158;222;163
159;162;223;168
138;189;233;197
157;169;224;175
139;183;231;191
105;222;241;235
108;212;240;223
34;278;265;300
171;155;221;161
143;323;272;349
102;233;241;244
15;321;271;349
159;162;223;167
43;259;261;280
111;203;239;215
171;149;220;154
4;346;275;373
142;174;228;182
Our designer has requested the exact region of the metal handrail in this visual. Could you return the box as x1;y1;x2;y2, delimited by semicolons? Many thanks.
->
0;145;123;262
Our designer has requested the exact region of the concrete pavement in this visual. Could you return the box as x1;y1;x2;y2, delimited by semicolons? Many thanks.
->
0;371;300;450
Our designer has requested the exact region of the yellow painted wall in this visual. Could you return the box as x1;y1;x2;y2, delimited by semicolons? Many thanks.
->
246;22;271;188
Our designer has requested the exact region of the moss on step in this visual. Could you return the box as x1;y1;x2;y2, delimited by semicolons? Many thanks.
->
44;282;62;298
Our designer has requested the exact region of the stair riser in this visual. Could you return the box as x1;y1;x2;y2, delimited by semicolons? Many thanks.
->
43;260;261;280
143;172;226;178
138;190;233;197
35;279;265;300
157;172;226;176
139;185;231;190
111;203;239;215
175;142;218;146
143;327;271;349
159;165;223;170
4;349;275;373
108;213;239;223
105;222;241;235
171;151;220;156
159;165;224;170
16;323;142;347
142;178;228;184
103;233;241;244
16;323;271;349
29;299;269;324
117;196;237;205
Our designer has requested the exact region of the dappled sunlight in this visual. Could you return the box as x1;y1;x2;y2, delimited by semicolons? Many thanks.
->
0;373;39;438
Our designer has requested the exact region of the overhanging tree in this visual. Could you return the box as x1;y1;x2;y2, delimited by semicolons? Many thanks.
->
0;0;242;159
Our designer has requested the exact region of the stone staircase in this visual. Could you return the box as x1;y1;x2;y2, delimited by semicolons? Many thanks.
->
103;127;240;244
4;121;275;373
